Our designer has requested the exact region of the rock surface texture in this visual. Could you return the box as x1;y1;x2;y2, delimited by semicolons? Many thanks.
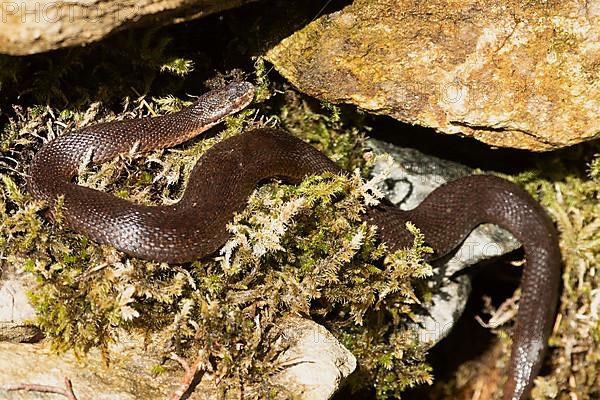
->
267;0;600;151
0;264;41;343
0;0;256;55
271;317;357;400
0;319;356;400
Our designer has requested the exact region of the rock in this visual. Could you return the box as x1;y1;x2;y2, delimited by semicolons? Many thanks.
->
0;337;176;399
0;317;354;400
0;264;42;343
266;0;600;151
0;0;257;55
368;138;520;347
271;317;356;400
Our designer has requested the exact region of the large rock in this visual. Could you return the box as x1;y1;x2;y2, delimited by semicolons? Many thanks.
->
0;0;256;55
270;317;357;400
0;318;356;400
267;0;600;151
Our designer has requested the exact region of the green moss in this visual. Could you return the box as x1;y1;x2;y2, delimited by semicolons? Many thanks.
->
252;57;273;103
0;53;433;398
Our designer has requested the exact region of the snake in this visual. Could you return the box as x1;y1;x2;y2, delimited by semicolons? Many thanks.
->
27;81;561;400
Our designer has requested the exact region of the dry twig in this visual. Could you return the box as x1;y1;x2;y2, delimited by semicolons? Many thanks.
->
169;352;206;400
2;377;78;400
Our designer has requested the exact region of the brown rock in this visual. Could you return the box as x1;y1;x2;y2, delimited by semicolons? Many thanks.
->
266;0;600;151
0;0;256;55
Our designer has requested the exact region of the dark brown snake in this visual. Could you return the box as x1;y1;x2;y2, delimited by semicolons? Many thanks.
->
28;82;560;400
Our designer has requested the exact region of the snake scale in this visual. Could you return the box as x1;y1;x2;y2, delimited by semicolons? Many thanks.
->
28;81;560;400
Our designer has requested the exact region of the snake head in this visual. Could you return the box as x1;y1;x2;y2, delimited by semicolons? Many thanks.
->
189;81;255;121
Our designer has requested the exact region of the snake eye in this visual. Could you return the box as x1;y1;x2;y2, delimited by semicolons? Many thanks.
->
227;81;255;102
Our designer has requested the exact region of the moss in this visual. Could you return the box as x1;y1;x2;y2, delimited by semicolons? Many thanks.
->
0;45;433;399
252;57;273;103
334;223;434;398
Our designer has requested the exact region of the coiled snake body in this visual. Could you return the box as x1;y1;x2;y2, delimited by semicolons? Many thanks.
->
28;82;560;400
